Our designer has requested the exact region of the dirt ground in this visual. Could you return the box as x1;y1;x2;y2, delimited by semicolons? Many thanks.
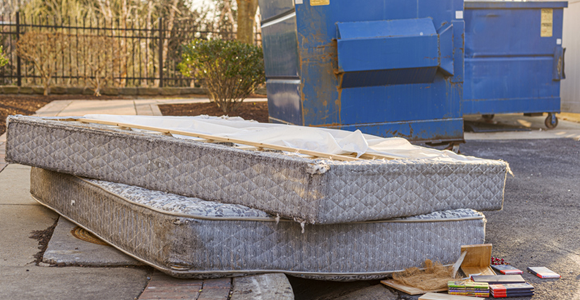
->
0;94;130;136
159;101;269;123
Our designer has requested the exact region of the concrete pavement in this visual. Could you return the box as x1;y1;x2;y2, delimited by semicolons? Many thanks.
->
464;113;580;141
0;164;149;300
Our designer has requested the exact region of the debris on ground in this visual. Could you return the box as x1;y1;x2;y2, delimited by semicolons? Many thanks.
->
392;259;456;291
28;217;58;265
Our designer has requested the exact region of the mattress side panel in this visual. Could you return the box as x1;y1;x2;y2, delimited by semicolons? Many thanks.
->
31;167;486;280
30;167;174;268
11;118;320;222
319;161;506;223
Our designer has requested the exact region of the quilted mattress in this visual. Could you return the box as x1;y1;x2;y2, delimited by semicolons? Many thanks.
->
8;115;507;224
30;167;487;280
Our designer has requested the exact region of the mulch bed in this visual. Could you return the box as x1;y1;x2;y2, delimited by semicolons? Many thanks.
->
159;101;269;123
0;94;130;136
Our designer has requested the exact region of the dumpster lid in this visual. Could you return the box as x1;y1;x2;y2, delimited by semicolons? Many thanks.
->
465;1;568;9
336;18;436;40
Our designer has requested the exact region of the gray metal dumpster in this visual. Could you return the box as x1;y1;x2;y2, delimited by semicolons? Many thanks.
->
259;0;466;143
463;1;568;129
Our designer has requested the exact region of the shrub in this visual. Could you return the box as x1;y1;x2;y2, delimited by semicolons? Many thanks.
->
0;46;8;68
78;35;126;96
17;32;69;95
178;39;265;113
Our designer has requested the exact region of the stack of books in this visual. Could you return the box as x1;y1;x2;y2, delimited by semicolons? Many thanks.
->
490;283;534;298
527;267;561;278
448;281;490;297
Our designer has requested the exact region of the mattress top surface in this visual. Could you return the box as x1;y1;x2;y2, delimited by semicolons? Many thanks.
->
84;177;484;222
8;115;508;168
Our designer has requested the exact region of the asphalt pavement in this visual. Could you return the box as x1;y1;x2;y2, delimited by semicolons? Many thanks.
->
461;138;580;300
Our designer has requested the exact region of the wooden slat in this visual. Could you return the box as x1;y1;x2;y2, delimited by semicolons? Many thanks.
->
76;118;360;161
380;280;447;295
451;251;467;278
359;152;398;160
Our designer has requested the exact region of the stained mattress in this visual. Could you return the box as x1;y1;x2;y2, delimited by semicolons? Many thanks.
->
8;115;507;224
30;167;487;280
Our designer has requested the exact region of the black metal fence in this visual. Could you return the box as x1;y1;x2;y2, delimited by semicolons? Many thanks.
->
0;12;261;88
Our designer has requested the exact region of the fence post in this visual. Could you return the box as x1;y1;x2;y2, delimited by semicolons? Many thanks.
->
158;18;163;88
16;12;21;87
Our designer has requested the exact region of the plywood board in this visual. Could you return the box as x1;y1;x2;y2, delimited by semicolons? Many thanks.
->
419;293;480;300
461;266;496;277
380;280;447;295
460;244;492;267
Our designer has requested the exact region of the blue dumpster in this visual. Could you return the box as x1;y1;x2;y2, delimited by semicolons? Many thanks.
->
259;0;466;143
463;1;567;128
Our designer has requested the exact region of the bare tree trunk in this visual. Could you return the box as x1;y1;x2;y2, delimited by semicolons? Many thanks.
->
255;7;261;45
142;0;153;86
159;0;179;87
236;0;258;44
120;0;128;86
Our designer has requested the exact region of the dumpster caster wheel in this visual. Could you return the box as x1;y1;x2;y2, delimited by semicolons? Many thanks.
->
444;143;461;154
482;114;495;121
545;113;558;129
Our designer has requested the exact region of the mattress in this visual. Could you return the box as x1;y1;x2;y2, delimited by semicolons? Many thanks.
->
8;115;507;224
30;167;487;280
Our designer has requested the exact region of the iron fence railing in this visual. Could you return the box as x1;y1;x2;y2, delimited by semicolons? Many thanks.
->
0;12;261;88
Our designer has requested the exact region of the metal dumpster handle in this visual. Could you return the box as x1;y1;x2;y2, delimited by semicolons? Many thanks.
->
562;48;566;80
553;46;565;81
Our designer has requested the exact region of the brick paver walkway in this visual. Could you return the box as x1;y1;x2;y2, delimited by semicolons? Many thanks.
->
138;273;231;300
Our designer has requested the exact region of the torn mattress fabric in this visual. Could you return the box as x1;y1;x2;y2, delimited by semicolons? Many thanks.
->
6;115;508;224
30;167;486;280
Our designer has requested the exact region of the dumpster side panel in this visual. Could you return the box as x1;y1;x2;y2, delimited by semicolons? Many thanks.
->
463;2;566;115
260;0;295;21
259;0;303;124
266;80;302;125
261;16;300;77
464;57;561;114
465;8;563;57
293;0;465;142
